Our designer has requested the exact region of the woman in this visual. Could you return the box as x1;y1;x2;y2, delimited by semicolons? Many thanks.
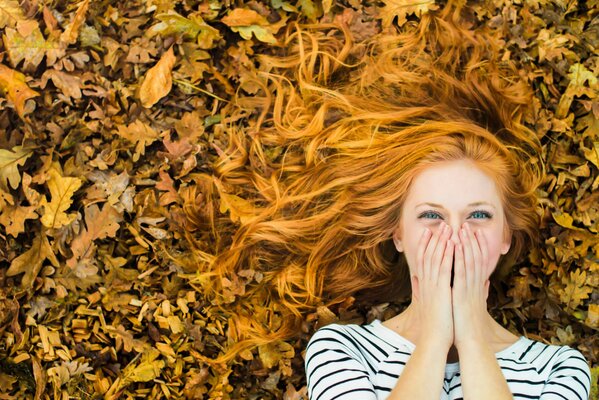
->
298;3;592;400
304;157;592;399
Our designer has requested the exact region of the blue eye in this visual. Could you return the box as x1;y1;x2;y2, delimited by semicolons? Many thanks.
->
418;210;493;219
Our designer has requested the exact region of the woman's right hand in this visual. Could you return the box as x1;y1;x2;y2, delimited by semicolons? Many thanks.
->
410;221;455;349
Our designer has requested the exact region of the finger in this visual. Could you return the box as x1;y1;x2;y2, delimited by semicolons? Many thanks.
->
431;224;452;282
424;223;446;279
476;229;490;279
439;238;454;285
465;223;482;284
453;235;465;291
459;224;474;287
417;228;432;281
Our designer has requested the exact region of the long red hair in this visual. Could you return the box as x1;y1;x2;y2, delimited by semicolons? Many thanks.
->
174;0;546;364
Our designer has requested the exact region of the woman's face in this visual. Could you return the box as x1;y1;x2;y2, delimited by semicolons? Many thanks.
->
393;159;512;280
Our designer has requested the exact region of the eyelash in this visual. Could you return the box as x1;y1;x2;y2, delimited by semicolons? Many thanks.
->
418;210;494;220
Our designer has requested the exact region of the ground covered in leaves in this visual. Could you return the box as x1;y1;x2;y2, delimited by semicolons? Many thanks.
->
0;0;598;399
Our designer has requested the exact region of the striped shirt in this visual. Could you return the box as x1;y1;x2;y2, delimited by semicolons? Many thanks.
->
305;319;592;400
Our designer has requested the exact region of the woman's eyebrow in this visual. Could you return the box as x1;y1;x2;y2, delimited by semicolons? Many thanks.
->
416;201;496;209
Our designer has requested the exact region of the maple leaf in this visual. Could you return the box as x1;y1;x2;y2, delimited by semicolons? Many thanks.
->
0;63;40;117
0;144;33;191
379;0;439;28
6;231;59;288
39;164;83;229
115;120;161;162
139;45;176;108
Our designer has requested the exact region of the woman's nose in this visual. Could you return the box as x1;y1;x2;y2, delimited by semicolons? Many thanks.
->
447;223;462;245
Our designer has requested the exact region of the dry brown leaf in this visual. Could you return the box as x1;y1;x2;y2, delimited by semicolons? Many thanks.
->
139;45;176;108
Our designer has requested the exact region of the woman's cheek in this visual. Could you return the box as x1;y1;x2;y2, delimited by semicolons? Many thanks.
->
479;231;502;276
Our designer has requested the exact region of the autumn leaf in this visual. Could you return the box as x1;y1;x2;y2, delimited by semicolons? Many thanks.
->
560;269;593;310
0;203;38;237
40;69;82;99
218;192;260;225
0;63;39;117
221;8;278;44
3;26;49;70
59;0;89;46
6;231;59;288
139;45;176;108
0;144;33;191
121;348;164;384
586;303;599;329
379;0;439;28
551;209;586;232
115;120;161;162
67;203;122;268
0;0;26;29
258;340;295;369
145;10;222;49
39;164;83;229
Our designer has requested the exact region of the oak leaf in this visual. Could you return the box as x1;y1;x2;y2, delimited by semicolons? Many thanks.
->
0;144;33;191
560;269;593;310
221;8;278;44
115;120;160;162
6;231;59;288
0;203;38;237
39;164;83;229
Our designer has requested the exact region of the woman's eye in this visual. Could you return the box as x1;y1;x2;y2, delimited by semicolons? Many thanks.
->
418;210;493;219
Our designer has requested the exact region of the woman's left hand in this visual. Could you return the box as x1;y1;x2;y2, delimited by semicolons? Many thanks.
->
451;222;492;349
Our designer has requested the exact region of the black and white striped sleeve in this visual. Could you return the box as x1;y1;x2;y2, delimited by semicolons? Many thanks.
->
540;347;592;400
304;327;377;400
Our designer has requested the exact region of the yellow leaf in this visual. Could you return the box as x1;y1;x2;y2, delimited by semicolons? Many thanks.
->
379;0;439;28
232;25;278;44
551;210;585;231
3;26;47;70
139;46;176;108
560;269;593;310
6;231;59;288
0;144;32;191
586;303;599;329
258;340;295;369
60;0;89;45
39;164;83;229
567;63;598;96
0;63;39;117
221;8;269;27
0;0;26;30
218;192;259;225
121;348;165;384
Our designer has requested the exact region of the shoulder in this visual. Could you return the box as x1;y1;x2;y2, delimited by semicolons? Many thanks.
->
517;337;589;369
516;338;591;399
305;323;363;356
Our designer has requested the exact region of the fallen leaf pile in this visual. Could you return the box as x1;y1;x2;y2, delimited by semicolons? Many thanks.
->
0;0;597;399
